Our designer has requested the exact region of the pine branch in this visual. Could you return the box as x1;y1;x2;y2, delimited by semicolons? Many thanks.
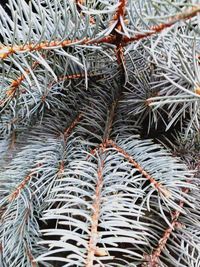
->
8;60;40;95
85;154;104;267
122;5;200;45
0;1;200;266
25;242;37;267
142;187;190;267
85;91;121;265
106;139;171;198
0;36;114;60
63;113;82;141
8;168;38;202
0;100;85;266
0;5;199;60
0;59;40;108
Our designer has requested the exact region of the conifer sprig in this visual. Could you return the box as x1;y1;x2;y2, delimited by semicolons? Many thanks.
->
0;1;200;267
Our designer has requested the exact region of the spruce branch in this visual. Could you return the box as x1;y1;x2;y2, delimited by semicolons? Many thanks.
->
0;36;114;60
142;187;190;267
0;1;200;266
106;139;171;198
85;91;122;266
0;4;199;60
122;5;200;44
0;59;41;108
63;113;82;138
85;154;104;267
8;168;38;202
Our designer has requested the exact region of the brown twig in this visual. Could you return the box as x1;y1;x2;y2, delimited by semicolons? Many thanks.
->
85;94;123;265
141;187;189;267
0;5;199;60
25;239;37;267
0;36;114;60
63;113;82;141
57;160;65;177
122;5;200;45
9;169;37;202
85;154;105;267
8;60;40;95
0;59;40;108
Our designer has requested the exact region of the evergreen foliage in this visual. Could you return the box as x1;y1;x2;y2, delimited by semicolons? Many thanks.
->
0;1;200;266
